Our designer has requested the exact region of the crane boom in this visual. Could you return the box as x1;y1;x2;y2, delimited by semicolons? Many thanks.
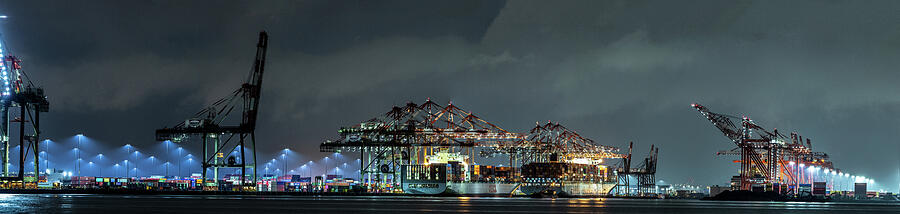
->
691;103;742;143
241;31;267;130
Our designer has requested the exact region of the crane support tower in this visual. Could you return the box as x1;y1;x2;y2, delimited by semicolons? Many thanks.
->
321;99;627;192
691;103;834;194
320;99;525;187
0;32;50;189
609;142;658;196
156;31;268;190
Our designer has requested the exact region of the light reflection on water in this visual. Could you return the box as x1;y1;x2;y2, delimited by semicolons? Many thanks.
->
0;194;897;213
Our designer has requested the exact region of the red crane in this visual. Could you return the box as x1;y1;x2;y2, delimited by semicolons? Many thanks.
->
692;103;833;193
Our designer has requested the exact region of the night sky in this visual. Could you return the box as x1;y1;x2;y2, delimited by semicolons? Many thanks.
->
0;0;897;191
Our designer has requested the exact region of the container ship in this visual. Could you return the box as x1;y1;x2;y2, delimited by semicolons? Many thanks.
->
400;152;519;195
400;163;518;195
400;152;616;196
519;162;616;196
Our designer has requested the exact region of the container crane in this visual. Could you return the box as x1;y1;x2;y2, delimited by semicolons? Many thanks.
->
692;103;833;193
156;31;268;190
0;29;50;188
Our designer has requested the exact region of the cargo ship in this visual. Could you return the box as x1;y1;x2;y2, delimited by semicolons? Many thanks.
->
401;162;615;196
519;162;616;197
399;164;520;195
400;152;521;195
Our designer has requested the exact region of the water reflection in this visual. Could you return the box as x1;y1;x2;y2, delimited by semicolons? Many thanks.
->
0;194;896;213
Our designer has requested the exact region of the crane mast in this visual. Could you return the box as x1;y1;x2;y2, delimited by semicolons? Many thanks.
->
0;35;50;188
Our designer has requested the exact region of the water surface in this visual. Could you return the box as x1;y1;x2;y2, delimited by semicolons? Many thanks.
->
1;194;897;213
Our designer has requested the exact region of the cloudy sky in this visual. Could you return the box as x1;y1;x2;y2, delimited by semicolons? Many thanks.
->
0;0;898;190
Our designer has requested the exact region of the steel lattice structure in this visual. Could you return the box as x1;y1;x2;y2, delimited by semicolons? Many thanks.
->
321;99;524;186
156;31;268;189
320;99;627;188
519;121;624;164
692;103;834;192
610;142;658;196
0;34;50;188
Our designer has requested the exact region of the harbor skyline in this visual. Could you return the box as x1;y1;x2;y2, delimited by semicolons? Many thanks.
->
0;0;897;194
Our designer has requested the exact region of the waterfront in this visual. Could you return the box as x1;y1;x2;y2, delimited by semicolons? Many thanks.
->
0;194;897;213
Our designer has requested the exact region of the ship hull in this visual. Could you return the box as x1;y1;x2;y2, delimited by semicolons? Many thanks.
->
447;182;518;195
520;182;616;197
402;181;448;195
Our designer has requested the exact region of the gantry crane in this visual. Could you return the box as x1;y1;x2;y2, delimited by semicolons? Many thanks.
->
156;31;268;189
0;32;50;188
692;103;833;192
320;99;628;188
610;142;658;196
519;121;624;164
321;99;525;186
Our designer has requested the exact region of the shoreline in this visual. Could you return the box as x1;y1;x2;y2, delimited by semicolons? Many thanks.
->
3;189;895;203
0;189;664;199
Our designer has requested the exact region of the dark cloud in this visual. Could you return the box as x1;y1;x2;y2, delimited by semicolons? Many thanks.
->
0;0;898;191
